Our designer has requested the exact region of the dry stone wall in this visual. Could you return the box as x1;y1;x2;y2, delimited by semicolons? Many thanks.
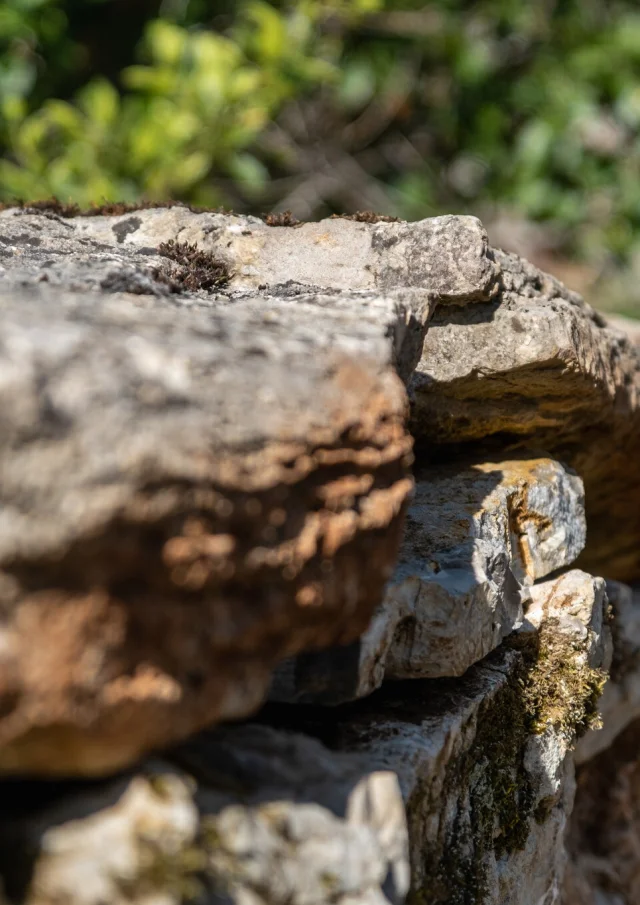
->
0;204;639;905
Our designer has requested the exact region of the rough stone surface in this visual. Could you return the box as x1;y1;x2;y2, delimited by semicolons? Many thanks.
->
271;458;585;703
0;277;424;776
265;569;609;905
564;581;640;904
0;569;608;905
576;580;640;764
410;248;640;582
0;209;498;340
0;726;409;905
0;205;631;905
565;717;640;905
7;206;497;300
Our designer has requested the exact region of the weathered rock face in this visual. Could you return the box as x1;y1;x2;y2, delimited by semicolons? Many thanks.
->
0;278;425;775
10;206;497;300
264;569;609;905
0;570;608;905
0;208;496;334
563;580;640;905
0;204;633;905
271;457;585;703
3;204;638;585
0;727;409;905
410;249;640;582
575;580;640;764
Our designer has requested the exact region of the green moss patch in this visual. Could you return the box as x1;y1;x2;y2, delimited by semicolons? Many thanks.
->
520;617;606;740
412;622;606;905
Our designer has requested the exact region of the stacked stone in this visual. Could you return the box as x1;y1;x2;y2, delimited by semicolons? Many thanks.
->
0;205;638;905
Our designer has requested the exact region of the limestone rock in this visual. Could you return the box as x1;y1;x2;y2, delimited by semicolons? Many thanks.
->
3;207;638;583
266;569;608;905
410;248;640;582
0;569;607;905
2;206;497;300
271;457;585;703
0;206;496;382
0;280;421;776
401;568;606;903
0;727;409;905
576;580;640;764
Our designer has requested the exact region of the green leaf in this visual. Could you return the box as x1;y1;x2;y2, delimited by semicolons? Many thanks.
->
78;79;119;126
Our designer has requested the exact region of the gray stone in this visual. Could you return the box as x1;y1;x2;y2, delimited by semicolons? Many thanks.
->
271;458;585;703
267;570;609;905
0;728;409;905
0;570;608;905
0;278;424;775
409;248;640;583
575;580;640;764
65;207;499;300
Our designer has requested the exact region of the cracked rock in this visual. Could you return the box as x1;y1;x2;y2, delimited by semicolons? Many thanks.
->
0;570;608;905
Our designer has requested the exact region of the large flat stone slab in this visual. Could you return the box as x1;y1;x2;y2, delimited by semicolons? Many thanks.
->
21;204;635;583
409;249;640;582
0;282;421;776
24;206;497;300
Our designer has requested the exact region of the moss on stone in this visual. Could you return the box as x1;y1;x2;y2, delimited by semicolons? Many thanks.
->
520;617;606;739
121;836;208;903
158;239;230;291
413;656;533;905
411;618;607;905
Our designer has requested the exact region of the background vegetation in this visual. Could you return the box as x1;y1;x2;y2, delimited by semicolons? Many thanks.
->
2;0;640;315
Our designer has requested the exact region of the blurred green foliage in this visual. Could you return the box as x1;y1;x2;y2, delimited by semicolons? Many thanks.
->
3;0;640;312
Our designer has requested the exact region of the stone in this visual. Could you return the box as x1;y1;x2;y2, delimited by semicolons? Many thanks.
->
605;312;640;346
265;569;609;905
271;457;585;703
565;581;640;900
576;580;640;764
0;204;630;905
564;717;640;905
0;207;436;385
0;569;607;905
0;726;409;905
36;206;499;300
0;280;423;776
409;248;640;582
